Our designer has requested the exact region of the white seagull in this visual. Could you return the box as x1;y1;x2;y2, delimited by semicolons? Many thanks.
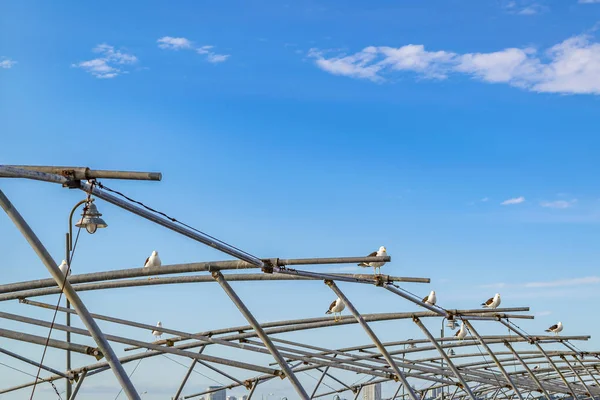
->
58;260;71;277
144;250;161;280
455;322;467;340
422;290;437;306
325;298;346;322
545;321;563;335
358;246;388;275
481;293;501;309
152;321;163;339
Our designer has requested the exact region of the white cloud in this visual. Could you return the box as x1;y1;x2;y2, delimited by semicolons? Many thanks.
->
157;36;193;50
73;44;137;79
540;199;577;209
534;310;552;317
308;33;600;95
158;37;230;64
579;0;600;3
525;276;600;288
518;6;539;14
501;196;525;205
0;58;16;69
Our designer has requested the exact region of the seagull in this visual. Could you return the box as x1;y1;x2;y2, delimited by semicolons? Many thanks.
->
533;365;540;371
545;321;563;335
152;321;163;339
455;322;467;340
481;293;501;309
422;290;437;306
144;251;161;280
58;260;71;277
357;246;387;275
325;298;346;322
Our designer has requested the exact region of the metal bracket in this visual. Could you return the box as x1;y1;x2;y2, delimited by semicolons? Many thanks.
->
261;258;278;274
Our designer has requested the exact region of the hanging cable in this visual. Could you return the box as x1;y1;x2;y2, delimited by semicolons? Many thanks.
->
95;182;259;262
161;354;225;386
114;352;146;400
29;187;93;400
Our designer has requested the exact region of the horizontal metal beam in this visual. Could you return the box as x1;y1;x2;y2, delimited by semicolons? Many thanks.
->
0;327;98;357
1;165;162;181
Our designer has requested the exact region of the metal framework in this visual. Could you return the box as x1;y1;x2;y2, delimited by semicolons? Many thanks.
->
1;164;599;400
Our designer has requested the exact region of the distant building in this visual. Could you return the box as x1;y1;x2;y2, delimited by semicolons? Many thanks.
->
241;396;248;400
227;396;237;400
363;383;382;400
207;386;226;400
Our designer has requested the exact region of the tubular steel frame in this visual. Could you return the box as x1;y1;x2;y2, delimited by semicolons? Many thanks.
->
1;164;599;400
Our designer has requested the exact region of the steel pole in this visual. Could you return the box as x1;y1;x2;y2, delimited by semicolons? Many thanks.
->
561;355;595;399
0;346;70;379
0;189;141;400
68;370;87;400
412;316;476;400
325;280;420;400
310;354;337;398
463;320;525;400
502;341;552;400
212;271;310;399
173;345;206;400
534;342;578;398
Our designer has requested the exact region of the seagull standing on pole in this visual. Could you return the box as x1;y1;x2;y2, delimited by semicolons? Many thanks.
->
357;246;387;275
481;293;501;309
422;290;436;306
455;322;467;340
545;321;563;335
152;321;163;339
326;298;346;322
144;250;161;280
58;260;71;276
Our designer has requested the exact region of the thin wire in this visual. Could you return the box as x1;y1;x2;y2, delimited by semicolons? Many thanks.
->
161;354;225;386
29;189;92;400
96;182;259;262
302;370;337;392
0;359;63;395
114;354;145;400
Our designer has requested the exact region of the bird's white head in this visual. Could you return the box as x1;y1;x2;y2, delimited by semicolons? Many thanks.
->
152;251;158;256
61;260;67;265
430;290;436;296
379;246;387;253
157;321;162;327
494;293;501;299
557;321;563;327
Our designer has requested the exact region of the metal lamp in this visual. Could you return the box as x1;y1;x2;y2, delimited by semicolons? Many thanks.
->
75;200;107;234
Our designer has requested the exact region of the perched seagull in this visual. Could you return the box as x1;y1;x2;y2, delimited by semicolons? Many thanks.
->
545;321;563;335
422;290;437;306
58;260;71;277
481;293;501;309
533;365;540;371
152;321;163;339
357;246;388;275
455;322;467;340
144;250;161;280
326;298;346;322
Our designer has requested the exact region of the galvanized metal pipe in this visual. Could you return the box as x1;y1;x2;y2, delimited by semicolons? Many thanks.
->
0;327;97;356
325;280;420;400
384;283;448;317
173;346;206;400
412;316;477;400
561;355;595;399
0;346;70;378
68;370;87;400
463;320;524;400
310;355;337;398
212;271;309;399
0;188;141;400
2;165;162;181
534;342;578;398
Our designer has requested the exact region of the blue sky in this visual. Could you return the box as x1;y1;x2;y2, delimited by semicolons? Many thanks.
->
2;0;600;398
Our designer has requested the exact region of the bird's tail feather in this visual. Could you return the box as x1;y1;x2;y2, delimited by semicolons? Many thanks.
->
545;329;551;332
326;310;332;314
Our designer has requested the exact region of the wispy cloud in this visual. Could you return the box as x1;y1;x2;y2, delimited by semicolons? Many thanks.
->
308;33;600;95
481;197;490;202
481;276;600;290
540;199;577;209
157;36;193;50
158;36;230;64
534;310;552;317
501;196;525;205
72;44;137;79
0;58;16;69
579;0;600;3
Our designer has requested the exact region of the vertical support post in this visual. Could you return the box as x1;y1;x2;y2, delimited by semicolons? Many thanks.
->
68;370;88;400
561;355;595;400
0;190;140;400
310;354;337;399
503;340;552;400
534;342;578;398
325;280;419;400
173;345;206;400
65;232;72;400
212;271;309;399
463;320;525;400
412;316;476;400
